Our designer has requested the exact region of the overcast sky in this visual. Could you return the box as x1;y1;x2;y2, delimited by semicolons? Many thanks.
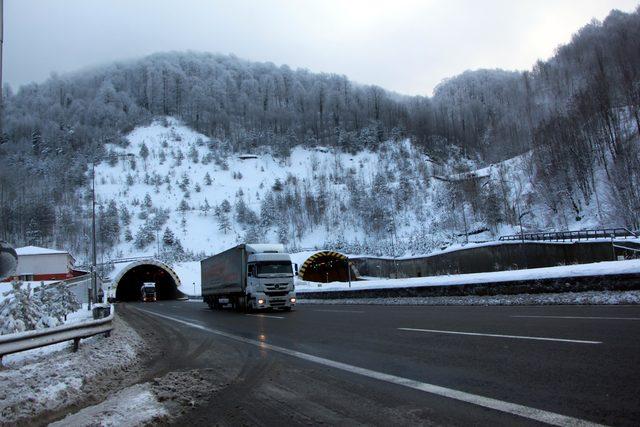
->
4;0;639;96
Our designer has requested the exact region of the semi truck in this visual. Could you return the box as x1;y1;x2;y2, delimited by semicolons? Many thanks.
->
201;243;296;312
141;282;157;302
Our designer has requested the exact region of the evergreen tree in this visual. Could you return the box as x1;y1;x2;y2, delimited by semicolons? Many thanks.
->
188;145;199;163
162;227;176;246
139;142;149;161
25;219;41;245
178;198;190;212
218;212;231;234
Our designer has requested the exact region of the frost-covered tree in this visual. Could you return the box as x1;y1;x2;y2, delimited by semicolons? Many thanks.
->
218;212;231;234
139;142;149;161
162;227;176;246
188;144;199;163
0;282;58;334
178;198;190;213
134;224;155;249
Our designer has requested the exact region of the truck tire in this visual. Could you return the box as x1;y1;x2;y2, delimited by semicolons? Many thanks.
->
213;298;222;310
236;295;249;313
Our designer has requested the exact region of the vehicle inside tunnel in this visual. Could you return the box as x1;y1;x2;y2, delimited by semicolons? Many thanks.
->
298;251;357;283
115;262;181;301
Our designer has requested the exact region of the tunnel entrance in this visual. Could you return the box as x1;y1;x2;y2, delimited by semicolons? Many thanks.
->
298;251;357;283
114;260;182;301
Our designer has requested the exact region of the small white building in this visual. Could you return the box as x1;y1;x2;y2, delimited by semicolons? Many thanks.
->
6;246;78;282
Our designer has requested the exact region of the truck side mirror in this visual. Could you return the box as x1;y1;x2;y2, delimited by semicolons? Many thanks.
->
294;263;298;275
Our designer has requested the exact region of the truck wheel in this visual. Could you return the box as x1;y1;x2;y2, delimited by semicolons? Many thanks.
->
213;298;222;310
236;295;249;313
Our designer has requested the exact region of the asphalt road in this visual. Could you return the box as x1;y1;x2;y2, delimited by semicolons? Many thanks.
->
121;302;640;426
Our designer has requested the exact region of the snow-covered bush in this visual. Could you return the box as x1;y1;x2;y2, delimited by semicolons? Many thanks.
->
0;281;82;335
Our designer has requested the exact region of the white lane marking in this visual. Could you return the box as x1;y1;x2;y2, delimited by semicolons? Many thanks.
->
511;315;640;321
134;307;604;426
245;313;285;319
314;309;365;314
398;328;602;345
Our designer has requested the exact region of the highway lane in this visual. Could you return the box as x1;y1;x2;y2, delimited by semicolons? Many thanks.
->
122;302;640;426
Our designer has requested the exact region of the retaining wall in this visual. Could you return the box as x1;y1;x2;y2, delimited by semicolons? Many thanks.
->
352;241;640;279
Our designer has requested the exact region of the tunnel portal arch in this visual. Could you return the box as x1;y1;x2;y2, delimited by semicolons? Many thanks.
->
298;251;357;283
113;259;183;301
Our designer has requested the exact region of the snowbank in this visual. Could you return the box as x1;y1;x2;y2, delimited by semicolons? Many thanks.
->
50;383;168;427
0;315;146;425
296;259;640;293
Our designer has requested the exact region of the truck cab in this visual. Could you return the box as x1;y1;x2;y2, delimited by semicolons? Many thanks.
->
141;282;157;302
246;252;296;310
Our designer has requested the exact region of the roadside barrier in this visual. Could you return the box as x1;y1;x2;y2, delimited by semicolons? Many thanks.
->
0;306;114;366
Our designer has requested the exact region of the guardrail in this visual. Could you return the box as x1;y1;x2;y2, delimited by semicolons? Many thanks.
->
0;306;114;365
499;228;639;242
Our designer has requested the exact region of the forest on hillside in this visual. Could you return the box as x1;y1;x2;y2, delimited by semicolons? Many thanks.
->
0;7;639;257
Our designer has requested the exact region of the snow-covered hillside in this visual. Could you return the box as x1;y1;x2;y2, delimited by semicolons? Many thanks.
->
95;117;406;259
93;117;613;263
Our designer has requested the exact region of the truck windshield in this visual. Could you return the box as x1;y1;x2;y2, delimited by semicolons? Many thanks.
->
256;261;292;276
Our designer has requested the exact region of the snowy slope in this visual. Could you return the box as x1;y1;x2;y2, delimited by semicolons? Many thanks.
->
93;117;625;266
94;117;430;259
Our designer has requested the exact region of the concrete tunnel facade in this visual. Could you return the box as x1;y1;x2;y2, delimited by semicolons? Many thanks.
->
111;259;184;301
297;251;358;283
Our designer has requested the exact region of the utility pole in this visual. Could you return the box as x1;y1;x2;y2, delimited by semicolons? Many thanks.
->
91;162;97;305
0;0;4;142
91;153;134;304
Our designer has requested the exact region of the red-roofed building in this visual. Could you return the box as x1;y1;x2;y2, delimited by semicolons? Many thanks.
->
2;246;85;282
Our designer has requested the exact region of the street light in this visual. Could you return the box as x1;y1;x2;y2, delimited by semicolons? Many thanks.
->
90;153;134;305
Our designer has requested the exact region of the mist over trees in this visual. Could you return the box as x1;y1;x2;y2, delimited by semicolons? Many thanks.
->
0;6;639;257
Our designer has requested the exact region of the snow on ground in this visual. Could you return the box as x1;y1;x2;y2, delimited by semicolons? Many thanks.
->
50;383;168;427
0;314;146;425
296;259;640;293
173;261;201;296
298;290;640;306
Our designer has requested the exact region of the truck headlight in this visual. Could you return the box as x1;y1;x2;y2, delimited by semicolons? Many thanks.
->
258;299;265;305
290;297;296;303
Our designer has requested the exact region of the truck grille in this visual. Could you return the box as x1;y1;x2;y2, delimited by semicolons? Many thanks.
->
266;291;288;297
265;283;289;291
270;299;286;306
